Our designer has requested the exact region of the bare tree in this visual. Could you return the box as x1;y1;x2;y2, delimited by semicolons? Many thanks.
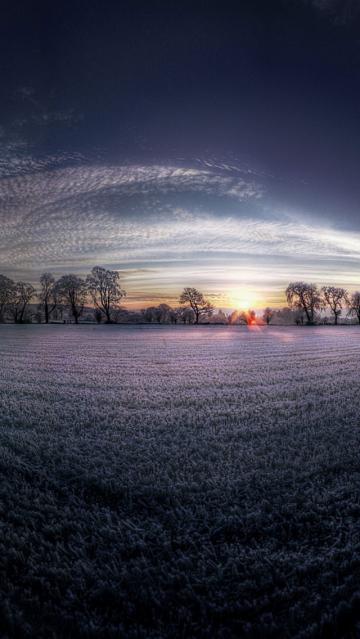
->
209;310;228;324
169;308;182;324
8;282;36;323
270;307;304;325
94;308;103;324
179;287;214;324
39;272;58;324
143;307;156;323
0;274;15;322
55;275;87;324
157;303;172;323
262;307;274;325
181;307;195;324
348;291;360;324
86;266;126;323
321;286;347;325
111;306;130;323
142;304;173;324
286;282;322;325
294;310;305;325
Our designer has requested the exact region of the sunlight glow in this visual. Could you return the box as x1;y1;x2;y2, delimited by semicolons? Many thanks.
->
228;289;259;310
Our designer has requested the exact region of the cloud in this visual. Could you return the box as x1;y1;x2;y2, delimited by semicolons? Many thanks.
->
0;159;262;273
0;157;359;302
306;0;359;25
0;139;86;179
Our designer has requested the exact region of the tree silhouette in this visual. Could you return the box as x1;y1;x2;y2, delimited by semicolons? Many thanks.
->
0;274;15;322
286;282;322;325
179;287;214;324
348;292;360;324
8;282;36;323
55;275;87;324
86;266;126;323
321;286;347;325
39;273;58;324
262;307;274;325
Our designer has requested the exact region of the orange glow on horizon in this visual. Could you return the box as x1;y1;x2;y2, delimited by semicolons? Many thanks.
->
120;287;287;312
227;288;260;311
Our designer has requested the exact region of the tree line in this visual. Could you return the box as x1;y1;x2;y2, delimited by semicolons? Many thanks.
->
0;267;127;324
285;282;360;325
0;269;359;325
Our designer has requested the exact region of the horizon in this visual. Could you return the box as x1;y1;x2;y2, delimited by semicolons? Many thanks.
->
2;267;358;315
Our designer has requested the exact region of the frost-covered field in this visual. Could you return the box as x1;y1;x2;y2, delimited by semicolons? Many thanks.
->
1;325;360;638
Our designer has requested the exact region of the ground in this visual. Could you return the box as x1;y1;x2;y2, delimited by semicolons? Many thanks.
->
0;324;360;638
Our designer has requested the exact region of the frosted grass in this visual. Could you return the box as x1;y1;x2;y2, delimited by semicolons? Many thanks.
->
0;325;360;638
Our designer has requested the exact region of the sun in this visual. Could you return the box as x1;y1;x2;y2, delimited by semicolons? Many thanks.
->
228;289;259;310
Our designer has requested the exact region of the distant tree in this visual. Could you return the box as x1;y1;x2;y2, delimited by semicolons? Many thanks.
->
348;291;360;324
294;310;305;326
152;307;163;323
142;304;173;324
94;308;103;324
111;307;130;323
143;306;156;323
39;272;58;324
55;275;87;324
181;307;196;324
286;282;322;325
8;282;36;323
86;266;126;323
157;303;172;323
228;310;254;325
169;308;182;324
228;310;240;325
321;286;347;325
0;274;15;322
271;307;304;325
209;310;228;324
262;307;274;325
52;307;63;322
179;287;214;324
239;309;256;325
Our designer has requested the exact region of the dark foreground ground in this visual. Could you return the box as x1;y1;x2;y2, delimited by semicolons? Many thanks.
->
0;325;360;638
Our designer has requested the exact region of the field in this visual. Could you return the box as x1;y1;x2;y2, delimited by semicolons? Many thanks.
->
1;325;360;638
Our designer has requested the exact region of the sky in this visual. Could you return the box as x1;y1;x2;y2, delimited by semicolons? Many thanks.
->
1;0;360;310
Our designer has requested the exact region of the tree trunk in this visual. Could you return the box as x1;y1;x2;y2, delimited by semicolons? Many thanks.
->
304;308;311;324
334;314;338;325
19;304;26;323
72;304;79;324
45;302;49;324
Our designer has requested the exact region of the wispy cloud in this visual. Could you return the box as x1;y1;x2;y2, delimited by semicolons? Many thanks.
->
0;158;359;305
306;0;359;25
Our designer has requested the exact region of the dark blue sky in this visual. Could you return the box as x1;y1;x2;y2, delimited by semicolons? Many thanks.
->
1;0;360;307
